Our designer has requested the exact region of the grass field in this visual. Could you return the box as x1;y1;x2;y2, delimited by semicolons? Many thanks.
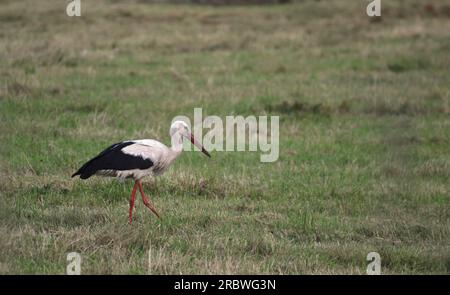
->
0;0;449;274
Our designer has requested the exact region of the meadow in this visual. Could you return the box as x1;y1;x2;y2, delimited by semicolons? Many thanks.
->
0;0;449;274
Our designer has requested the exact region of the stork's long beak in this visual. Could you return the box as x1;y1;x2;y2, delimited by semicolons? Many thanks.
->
188;133;211;158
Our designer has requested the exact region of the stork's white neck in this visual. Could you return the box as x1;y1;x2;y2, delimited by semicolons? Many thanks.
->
170;132;184;154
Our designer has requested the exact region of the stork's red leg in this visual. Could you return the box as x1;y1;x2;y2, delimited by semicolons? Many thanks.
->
137;180;161;218
129;181;138;224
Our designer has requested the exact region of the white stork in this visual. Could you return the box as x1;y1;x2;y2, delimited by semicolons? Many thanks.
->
72;121;210;223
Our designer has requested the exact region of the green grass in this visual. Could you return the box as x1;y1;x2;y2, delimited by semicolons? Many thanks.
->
0;0;449;274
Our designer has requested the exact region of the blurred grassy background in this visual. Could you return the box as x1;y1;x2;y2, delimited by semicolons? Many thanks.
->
0;0;449;274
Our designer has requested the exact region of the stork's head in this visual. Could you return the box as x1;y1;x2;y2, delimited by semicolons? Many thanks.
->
170;120;211;158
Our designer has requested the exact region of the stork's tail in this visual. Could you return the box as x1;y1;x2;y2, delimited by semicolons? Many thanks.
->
71;162;96;179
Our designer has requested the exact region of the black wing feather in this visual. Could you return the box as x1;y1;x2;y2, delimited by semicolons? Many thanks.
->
72;141;153;179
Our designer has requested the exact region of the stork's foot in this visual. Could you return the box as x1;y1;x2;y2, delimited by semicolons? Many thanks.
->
142;195;161;219
137;180;161;219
